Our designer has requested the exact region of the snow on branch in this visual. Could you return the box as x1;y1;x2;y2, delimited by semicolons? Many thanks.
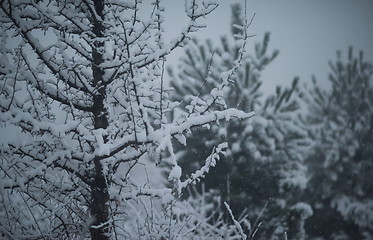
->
224;202;247;240
0;0;258;239
180;142;228;189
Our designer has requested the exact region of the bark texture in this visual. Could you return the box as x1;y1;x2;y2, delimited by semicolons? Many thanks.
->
90;0;110;239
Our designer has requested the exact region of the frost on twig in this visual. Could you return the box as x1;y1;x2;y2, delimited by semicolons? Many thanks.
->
224;202;248;240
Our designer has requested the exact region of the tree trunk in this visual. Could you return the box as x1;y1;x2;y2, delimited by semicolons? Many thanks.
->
90;0;110;239
90;158;110;240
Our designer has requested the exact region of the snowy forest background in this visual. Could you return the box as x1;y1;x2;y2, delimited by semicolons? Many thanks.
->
0;0;372;240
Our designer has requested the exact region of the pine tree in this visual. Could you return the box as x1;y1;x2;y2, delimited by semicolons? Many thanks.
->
169;4;311;239
303;47;373;239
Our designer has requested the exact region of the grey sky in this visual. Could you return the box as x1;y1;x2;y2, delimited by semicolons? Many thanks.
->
162;0;373;94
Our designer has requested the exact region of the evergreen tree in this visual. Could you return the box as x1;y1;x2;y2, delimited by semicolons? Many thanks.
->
169;4;311;239
303;47;373;239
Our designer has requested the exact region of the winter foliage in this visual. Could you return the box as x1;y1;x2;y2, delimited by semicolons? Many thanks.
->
303;47;373;239
169;5;311;239
168;3;373;239
1;1;372;240
0;1;254;239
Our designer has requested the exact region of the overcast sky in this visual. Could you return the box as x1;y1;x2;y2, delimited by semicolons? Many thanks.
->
162;0;373;94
